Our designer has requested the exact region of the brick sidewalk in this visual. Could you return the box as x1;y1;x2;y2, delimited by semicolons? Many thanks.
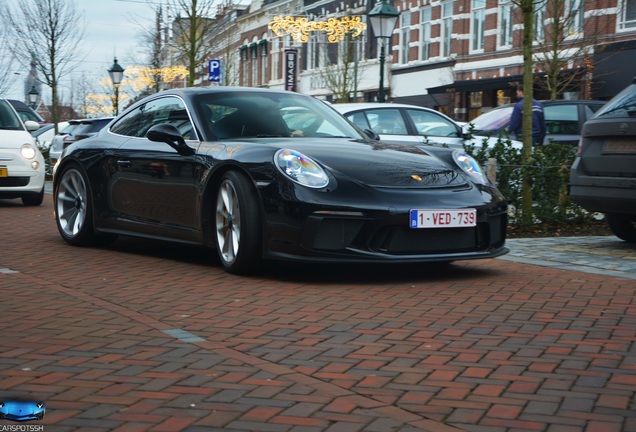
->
1;196;635;431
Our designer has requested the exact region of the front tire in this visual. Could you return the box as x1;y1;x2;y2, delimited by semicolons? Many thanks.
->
55;164;117;246
606;214;636;243
214;171;262;274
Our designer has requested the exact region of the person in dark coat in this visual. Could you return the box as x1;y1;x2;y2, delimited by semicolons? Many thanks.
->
509;85;546;146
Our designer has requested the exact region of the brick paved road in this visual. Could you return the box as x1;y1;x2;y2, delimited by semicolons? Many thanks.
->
1;195;635;431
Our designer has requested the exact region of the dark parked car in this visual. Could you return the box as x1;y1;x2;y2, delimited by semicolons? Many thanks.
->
0;400;45;421
469;100;605;146
569;79;636;242
53;87;508;275
8;99;46;124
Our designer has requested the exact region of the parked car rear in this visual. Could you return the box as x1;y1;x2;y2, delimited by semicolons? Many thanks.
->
49;118;113;168
569;79;636;242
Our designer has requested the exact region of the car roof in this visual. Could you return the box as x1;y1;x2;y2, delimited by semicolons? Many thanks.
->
491;100;605;110
7;99;46;121
333;103;438;111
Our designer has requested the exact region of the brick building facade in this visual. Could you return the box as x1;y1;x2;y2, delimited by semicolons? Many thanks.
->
193;0;636;120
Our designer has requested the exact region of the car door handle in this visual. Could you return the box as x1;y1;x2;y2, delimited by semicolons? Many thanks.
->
117;160;131;168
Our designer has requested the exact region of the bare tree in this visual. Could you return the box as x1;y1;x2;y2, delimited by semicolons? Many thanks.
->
319;34;364;103
511;0;545;225
0;27;18;95
71;72;97;119
168;0;217;86
207;3;242;87
1;0;85;133
534;0;608;99
133;5;171;93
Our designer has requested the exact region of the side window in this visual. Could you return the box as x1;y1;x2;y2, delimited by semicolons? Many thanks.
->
110;97;193;139
544;105;578;135
110;106;144;137
367;109;408;135
346;112;371;130
406;109;459;137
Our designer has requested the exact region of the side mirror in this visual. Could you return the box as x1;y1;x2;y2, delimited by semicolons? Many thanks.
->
24;121;40;132
363;128;381;141
147;123;195;156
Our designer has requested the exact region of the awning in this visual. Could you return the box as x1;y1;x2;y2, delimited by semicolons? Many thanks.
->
428;74;524;94
593;41;636;99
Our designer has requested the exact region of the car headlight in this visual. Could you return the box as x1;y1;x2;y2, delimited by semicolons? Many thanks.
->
21;144;37;160
453;151;488;185
275;149;329;188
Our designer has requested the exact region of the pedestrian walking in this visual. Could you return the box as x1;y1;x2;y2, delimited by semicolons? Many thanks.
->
509;85;546;146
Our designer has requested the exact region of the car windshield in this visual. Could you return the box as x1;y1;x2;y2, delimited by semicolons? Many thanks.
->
0;100;25;131
593;84;636;118
470;106;514;133
194;91;363;140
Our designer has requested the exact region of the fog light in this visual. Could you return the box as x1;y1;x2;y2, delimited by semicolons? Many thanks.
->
31;161;40;170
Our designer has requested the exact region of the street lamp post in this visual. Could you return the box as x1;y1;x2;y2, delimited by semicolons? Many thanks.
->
368;0;400;103
107;58;125;116
28;85;39;109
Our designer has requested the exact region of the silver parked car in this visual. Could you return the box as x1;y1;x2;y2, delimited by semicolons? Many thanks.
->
333;103;521;150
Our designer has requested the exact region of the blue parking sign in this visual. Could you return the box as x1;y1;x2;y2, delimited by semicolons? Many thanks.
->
208;60;222;82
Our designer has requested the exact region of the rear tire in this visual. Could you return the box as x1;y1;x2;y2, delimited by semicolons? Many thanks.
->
22;187;44;206
606;214;636;243
55;164;117;246
214;171;262;274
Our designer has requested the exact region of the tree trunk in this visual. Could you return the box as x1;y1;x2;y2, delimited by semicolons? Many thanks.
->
521;0;535;226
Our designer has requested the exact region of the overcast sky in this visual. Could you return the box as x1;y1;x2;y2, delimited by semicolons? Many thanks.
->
7;0;161;101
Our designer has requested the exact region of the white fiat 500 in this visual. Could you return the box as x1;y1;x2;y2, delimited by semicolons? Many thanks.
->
0;98;45;206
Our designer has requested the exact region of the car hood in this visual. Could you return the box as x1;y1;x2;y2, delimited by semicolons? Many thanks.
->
0;130;35;149
230;138;467;188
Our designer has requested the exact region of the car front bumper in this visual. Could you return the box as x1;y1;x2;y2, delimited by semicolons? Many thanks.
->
0;150;45;197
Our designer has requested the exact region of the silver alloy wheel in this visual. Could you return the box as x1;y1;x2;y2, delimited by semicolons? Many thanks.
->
56;168;88;238
216;178;241;264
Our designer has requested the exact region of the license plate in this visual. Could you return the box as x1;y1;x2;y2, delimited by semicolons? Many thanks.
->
410;209;477;228
0;167;7;177
604;139;636;153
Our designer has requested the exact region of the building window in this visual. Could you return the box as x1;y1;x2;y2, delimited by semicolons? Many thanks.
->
260;40;268;86
271;38;280;81
498;0;513;48
441;1;454;57
399;11;410;64
471;0;486;51
567;0;585;35
619;0;636;29
308;36;318;70
419;6;431;60
534;2;546;42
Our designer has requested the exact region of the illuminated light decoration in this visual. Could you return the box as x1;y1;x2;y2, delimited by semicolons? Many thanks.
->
269;16;367;43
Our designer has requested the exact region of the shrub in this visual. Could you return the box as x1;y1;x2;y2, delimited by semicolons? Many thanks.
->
464;136;595;225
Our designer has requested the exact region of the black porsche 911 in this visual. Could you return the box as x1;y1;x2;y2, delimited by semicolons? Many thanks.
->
53;87;508;274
